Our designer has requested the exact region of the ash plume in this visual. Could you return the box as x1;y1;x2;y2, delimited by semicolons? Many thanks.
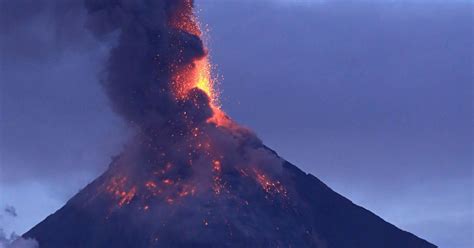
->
84;0;211;131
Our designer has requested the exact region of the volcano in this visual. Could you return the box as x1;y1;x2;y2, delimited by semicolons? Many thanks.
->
24;1;436;247
24;141;437;248
24;143;437;248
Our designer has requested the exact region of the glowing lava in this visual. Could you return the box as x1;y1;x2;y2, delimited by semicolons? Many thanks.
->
169;3;230;127
194;58;215;101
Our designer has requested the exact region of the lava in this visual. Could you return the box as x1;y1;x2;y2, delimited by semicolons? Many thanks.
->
194;58;217;103
118;187;137;206
105;176;138;207
169;1;228;127
253;169;288;198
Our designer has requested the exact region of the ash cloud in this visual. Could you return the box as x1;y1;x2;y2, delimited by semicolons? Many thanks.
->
84;0;210;130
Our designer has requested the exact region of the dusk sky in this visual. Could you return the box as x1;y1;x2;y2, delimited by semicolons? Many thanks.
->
0;0;472;247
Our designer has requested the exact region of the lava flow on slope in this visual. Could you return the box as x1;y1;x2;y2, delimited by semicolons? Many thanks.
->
23;1;437;248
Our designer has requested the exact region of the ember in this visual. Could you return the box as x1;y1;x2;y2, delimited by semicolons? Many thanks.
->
253;169;288;198
118;186;136;206
209;159;227;195
162;179;174;185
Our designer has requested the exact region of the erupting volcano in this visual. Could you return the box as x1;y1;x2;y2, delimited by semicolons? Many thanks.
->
24;1;436;247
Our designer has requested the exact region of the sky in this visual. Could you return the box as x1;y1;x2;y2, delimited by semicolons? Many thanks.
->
0;0;472;247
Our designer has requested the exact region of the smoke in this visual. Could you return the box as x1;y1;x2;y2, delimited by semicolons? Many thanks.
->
84;0;211;131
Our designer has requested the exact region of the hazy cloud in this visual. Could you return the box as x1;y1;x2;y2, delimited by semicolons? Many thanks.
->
0;229;38;248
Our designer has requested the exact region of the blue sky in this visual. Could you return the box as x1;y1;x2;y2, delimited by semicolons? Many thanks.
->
0;0;472;247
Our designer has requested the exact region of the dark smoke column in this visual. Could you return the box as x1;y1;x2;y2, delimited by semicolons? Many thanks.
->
84;0;214;131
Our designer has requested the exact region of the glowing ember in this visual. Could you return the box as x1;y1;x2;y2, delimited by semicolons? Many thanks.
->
168;3;229;126
162;179;174;185
170;0;202;37
253;169;288;198
145;181;157;189
178;184;196;197
118;186;137;206
212;160;221;172
106;176;138;207
212;160;225;195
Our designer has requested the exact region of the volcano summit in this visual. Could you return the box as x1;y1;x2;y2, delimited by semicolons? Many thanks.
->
24;1;436;247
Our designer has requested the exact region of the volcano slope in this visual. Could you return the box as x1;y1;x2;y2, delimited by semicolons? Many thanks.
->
24;0;436;247
24;123;436;248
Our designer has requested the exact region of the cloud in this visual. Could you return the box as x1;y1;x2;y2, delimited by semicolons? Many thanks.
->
0;229;38;248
